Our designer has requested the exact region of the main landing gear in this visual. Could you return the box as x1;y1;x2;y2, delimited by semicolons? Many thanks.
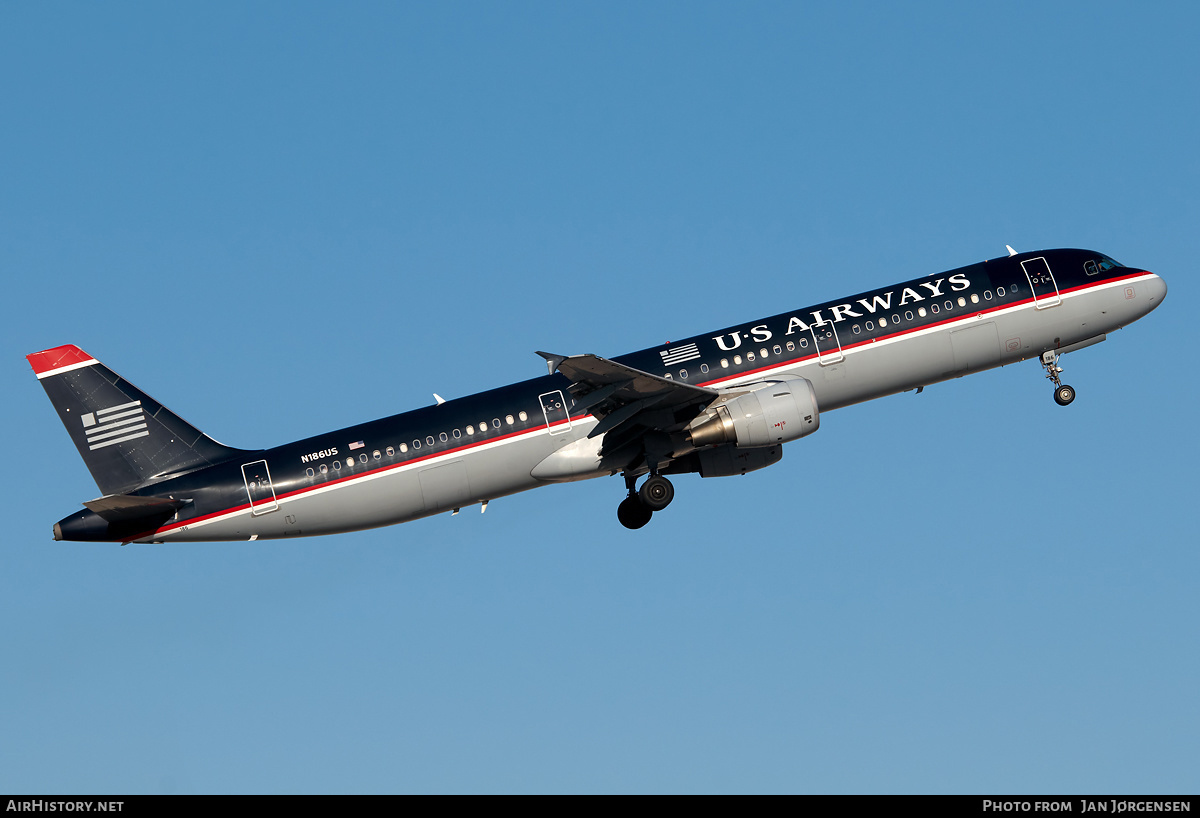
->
616;473;675;529
1041;350;1076;406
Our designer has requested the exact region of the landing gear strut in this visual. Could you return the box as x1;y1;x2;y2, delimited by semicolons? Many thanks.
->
1041;351;1076;406
616;473;674;529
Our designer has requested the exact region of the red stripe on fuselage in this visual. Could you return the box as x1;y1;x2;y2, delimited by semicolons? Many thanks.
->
136;271;1150;541
139;417;577;540
689;270;1150;388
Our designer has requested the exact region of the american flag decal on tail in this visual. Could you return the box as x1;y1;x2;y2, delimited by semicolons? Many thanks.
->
81;400;149;450
659;343;701;366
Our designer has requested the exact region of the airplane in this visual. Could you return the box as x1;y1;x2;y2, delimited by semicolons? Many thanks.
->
28;247;1166;542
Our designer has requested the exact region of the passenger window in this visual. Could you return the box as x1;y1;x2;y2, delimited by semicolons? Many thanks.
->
453;429;461;438
904;311;913;321
347;458;354;468
970;293;979;304
891;314;900;324
700;364;709;374
918;307;927;317
866;320;874;330
734;354;743;363
399;443;408;453
998;286;1006;296
773;345;781;355
519;411;528;422
320;464;328;474
413;439;421;449
466;425;474;435
879;317;888;327
852;324;861;334
721;358;729;368
786;342;795;352
930;304;939;314
439;432;448;442
759;348;768;358
492;419;501;429
333;460;341;470
958;297;967;307
359;454;368;464
746;352;755;362
504;415;513;425
373;450;381;460
984;291;993;301
386;446;395;456
679;369;687;379
306;468;315;477
945;300;954;310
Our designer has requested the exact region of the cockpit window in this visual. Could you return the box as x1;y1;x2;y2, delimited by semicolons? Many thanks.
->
1085;255;1123;276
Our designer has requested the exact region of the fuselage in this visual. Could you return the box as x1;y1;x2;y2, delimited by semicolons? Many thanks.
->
50;248;1166;542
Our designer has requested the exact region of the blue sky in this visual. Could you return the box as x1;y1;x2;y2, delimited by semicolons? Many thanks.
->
2;1;1197;794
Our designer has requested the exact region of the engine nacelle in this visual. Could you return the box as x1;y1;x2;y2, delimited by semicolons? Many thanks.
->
687;377;819;449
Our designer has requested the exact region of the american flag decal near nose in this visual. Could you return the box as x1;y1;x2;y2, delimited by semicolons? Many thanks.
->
659;343;701;366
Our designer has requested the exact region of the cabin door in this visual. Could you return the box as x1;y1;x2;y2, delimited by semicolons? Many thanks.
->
241;459;279;516
1021;257;1062;309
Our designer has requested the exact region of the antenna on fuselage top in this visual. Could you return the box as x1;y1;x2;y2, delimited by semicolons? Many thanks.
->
1006;245;1018;257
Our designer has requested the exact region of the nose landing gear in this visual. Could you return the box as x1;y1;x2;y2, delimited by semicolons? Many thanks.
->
616;473;675;529
1041;351;1076;406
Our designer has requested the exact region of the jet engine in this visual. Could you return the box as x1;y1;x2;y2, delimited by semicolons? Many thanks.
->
686;377;819;449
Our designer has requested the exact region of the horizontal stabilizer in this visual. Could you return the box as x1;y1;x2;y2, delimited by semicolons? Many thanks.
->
83;494;190;524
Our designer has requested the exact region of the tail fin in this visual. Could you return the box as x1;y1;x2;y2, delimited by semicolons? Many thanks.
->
27;345;246;495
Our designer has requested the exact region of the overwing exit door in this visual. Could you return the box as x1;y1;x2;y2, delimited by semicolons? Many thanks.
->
539;390;572;435
809;322;845;365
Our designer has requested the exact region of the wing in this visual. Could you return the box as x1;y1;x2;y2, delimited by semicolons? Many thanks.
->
537;351;720;473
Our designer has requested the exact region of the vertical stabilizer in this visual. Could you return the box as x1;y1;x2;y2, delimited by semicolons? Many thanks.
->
27;345;246;495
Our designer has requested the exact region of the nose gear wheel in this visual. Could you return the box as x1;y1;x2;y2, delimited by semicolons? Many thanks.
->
1041;351;1076;406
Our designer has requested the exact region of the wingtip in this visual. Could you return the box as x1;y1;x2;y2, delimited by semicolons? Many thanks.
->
535;350;567;375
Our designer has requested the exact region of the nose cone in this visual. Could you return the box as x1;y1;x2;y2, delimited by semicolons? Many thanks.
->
1144;272;1167;312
